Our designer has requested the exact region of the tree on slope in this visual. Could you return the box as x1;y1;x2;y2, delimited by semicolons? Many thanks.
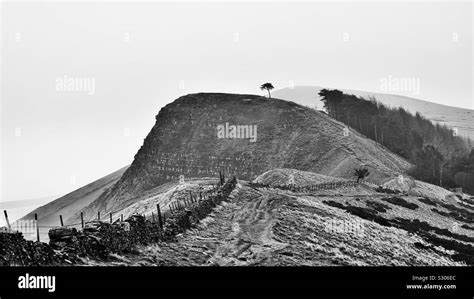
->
354;167;370;183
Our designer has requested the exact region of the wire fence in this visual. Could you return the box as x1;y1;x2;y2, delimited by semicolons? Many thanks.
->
249;180;361;193
1;180;226;243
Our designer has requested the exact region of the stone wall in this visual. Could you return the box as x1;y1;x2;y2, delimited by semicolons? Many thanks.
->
0;232;64;266
0;178;239;266
162;176;238;239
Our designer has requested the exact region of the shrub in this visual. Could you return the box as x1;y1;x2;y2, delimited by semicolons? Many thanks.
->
366;200;391;213
417;197;437;206
382;197;419;210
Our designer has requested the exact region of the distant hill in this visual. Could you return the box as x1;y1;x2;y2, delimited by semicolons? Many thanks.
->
0;196;57;210
0;195;58;225
273;86;474;140
22;166;128;227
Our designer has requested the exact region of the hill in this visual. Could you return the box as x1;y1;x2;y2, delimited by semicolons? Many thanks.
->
273;86;474;140
13;92;473;266
75;93;410;220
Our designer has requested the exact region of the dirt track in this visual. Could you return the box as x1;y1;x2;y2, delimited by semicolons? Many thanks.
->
86;183;468;266
208;188;290;265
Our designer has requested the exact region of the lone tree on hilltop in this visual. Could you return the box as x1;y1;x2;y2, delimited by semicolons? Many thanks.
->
354;167;370;183
260;83;274;98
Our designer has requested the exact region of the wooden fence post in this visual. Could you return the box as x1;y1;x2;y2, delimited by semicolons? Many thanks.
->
34;213;40;242
121;214;123;222
3;210;11;231
110;213;113;224
97;211;100;221
157;204;163;230
59;215;64;227
81;212;84;228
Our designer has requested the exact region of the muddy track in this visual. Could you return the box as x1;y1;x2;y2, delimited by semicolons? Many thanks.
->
209;188;290;265
113;186;291;266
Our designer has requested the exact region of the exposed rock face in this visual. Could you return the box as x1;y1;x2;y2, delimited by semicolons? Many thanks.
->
85;93;411;213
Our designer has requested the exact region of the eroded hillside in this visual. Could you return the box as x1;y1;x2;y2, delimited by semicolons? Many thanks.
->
80;93;410;220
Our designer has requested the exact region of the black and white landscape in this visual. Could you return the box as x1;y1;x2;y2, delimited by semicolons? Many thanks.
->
1;1;473;268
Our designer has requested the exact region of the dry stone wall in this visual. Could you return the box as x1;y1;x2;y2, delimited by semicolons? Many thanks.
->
0;178;238;265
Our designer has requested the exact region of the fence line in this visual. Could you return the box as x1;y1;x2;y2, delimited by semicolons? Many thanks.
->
3;173;373;242
248;180;362;193
1;173;231;242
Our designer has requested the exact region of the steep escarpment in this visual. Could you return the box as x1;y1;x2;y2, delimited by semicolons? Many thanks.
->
86;93;411;214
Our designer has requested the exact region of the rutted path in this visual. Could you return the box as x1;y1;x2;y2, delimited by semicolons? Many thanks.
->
98;186;291;266
208;188;289;265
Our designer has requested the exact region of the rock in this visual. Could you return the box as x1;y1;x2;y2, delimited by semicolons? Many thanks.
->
49;227;77;241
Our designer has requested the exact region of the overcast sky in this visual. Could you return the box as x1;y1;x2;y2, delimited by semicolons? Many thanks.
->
1;1;472;204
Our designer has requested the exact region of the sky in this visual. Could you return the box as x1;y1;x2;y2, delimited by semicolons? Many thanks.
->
0;1;473;206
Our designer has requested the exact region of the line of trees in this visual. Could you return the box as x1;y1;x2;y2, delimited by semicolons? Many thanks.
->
318;89;474;194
